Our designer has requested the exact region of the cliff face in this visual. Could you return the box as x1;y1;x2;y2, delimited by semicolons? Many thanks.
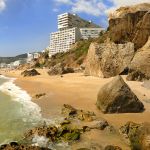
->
85;3;150;78
84;42;134;78
127;37;150;81
108;3;150;49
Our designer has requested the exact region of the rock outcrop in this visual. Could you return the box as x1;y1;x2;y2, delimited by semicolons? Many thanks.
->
127;37;150;81
120;122;150;150
104;145;122;150
84;42;134;78
96;76;144;113
24;123;81;143
108;3;150;50
62;104;96;122
0;142;50;150
21;69;40;77
48;63;74;76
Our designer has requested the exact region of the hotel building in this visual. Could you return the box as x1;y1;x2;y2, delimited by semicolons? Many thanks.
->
49;13;104;56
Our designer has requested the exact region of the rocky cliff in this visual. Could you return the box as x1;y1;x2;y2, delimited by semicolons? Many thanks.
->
85;3;150;78
85;41;134;78
108;3;150;50
127;36;150;81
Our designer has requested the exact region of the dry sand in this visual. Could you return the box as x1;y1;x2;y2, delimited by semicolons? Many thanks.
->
1;69;150;149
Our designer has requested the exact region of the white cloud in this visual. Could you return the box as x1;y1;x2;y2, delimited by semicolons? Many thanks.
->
55;0;73;5
108;0;150;13
0;0;6;12
53;0;150;16
72;0;107;16
54;0;108;16
53;8;59;12
110;0;150;7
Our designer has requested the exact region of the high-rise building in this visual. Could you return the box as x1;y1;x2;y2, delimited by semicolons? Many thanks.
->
49;13;104;56
49;28;81;55
58;13;100;31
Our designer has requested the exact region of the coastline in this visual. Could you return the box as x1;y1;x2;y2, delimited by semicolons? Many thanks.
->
1;69;150;127
0;74;42;122
1;69;150;149
0;74;42;144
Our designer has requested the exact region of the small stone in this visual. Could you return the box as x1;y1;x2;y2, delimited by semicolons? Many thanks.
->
104;145;122;150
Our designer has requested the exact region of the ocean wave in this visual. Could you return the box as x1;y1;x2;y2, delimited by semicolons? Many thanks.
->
0;75;42;124
0;75;70;149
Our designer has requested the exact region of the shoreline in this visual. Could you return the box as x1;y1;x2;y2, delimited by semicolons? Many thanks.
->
1;69;150;149
0;74;42;144
1;69;150;127
0;74;42;122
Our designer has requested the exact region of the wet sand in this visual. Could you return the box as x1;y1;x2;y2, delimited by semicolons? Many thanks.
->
1;69;150;149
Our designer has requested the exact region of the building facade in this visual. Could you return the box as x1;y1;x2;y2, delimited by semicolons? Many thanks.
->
27;52;40;63
0;63;7;68
58;13;100;31
49;13;104;56
80;28;104;40
49;27;81;55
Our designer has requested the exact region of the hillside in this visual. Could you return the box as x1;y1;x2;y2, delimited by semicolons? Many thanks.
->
34;39;95;69
33;32;107;70
0;54;27;64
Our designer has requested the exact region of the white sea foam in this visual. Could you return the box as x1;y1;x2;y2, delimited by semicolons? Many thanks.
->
0;75;70;149
32;135;70;150
0;75;42;123
32;135;49;147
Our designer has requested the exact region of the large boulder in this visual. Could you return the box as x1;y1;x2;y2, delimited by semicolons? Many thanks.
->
84;42;134;78
96;76;144;113
48;63;65;75
48;63;74;76
21;69;40;77
108;3;150;50
127;37;150;81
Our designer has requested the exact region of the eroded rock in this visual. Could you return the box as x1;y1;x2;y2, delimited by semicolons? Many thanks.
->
127;37;150;81
48;63;74;76
119;122;150;150
0;142;50;150
84;42;134;78
104;145;122;150
24;123;80;143
108;3;150;50
21;69;40;77
96;75;144;113
62;104;96;122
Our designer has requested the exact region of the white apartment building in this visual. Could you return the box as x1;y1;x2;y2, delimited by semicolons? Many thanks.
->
0;63;7;68
49;13;104;56
80;28;104;40
27;52;40;63
12;60;21;67
58;13;99;31
49;27;81;56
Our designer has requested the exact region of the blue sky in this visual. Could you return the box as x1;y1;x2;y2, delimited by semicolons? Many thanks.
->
0;0;149;56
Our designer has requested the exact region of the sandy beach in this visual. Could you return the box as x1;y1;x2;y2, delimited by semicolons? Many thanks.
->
2;69;150;125
1;69;150;149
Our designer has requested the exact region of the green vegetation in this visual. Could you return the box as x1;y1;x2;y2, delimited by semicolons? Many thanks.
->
34;31;107;68
36;39;94;68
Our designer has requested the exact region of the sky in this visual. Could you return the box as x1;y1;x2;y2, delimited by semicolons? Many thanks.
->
0;0;149;57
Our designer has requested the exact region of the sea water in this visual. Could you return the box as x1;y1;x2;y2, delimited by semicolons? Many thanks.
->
0;76;70;150
0;75;42;144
